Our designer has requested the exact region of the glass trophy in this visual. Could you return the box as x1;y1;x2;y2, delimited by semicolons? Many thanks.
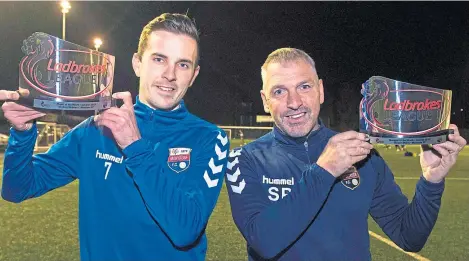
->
359;76;453;145
18;32;115;122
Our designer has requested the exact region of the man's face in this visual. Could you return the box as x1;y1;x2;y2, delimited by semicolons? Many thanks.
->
261;60;324;138
132;30;200;110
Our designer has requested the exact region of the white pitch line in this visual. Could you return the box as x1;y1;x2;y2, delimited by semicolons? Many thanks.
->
395;177;469;181
369;231;430;261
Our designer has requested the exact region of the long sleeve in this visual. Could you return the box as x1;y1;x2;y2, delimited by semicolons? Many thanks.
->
2;122;82;203
369;153;444;252
225;148;336;259
122;129;229;248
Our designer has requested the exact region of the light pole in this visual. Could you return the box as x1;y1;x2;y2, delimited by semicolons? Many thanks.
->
93;38;103;92
60;1;71;40
461;108;464;129
94;38;103;51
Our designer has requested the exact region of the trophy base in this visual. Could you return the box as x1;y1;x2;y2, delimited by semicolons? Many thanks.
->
362;129;454;145
30;97;113;112
16;96;116;126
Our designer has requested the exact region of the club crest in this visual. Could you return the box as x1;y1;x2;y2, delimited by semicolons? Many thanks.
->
168;148;191;173
340;166;360;190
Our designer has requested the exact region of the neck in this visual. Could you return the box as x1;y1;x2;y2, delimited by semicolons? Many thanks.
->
140;98;180;111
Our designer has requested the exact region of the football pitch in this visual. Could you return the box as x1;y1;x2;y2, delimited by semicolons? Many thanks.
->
0;144;468;261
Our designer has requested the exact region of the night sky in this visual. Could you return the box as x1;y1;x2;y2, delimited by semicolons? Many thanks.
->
1;1;468;128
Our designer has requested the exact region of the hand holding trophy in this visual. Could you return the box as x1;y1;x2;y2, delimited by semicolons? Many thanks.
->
360;76;466;183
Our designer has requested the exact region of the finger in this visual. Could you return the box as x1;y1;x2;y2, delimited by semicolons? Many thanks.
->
430;144;450;157
96;112;126;126
434;141;461;154
5;111;47;120
99;107;127;118
95;113;120;125
448;134;467;148
4;108;46;116
98;108;132;125
101;101;136;122
347;147;371;156
18;88;30;97
334;131;368;142
350;154;368;164
112;92;133;109
13;112;47;120
343;139;374;150
95;115;118;127
13;113;46;124
2;102;40;112
448;124;460;136
2;103;44;113
95;118;118;133
0;90;20;101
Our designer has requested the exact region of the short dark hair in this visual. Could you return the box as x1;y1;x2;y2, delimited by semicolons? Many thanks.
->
137;13;200;65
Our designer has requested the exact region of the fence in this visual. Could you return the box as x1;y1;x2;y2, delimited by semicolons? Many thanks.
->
35;122;71;152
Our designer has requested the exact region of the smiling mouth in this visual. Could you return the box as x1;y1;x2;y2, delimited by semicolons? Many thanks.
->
286;112;306;119
156;85;175;92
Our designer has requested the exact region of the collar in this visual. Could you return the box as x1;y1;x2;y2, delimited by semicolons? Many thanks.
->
273;119;327;146
134;95;188;125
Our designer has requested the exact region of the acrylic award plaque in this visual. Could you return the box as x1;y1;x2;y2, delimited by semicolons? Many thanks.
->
18;32;115;119
359;76;453;145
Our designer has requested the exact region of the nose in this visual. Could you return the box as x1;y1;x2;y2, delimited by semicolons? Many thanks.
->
162;64;176;82
286;90;303;110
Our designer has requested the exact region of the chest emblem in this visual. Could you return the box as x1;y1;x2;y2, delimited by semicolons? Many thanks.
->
340;166;360;190
168;148;191;173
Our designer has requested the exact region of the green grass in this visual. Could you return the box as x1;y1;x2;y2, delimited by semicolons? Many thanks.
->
366;145;469;261
0;144;468;261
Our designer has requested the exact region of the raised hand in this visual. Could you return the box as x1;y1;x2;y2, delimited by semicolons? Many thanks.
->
420;124;467;183
94;91;141;149
1;89;46;131
317;131;373;177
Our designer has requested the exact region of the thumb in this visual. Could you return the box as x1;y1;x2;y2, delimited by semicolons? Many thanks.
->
112;91;133;109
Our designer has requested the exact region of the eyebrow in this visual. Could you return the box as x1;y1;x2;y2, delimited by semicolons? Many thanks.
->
271;80;315;90
151;52;194;65
296;80;311;87
271;84;285;90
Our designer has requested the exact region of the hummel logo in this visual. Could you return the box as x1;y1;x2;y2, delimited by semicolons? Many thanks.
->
96;150;123;164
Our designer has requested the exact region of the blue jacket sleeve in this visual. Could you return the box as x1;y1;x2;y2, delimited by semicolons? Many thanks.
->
225;147;336;259
369;153;444;252
2;123;82;203
122;129;229;248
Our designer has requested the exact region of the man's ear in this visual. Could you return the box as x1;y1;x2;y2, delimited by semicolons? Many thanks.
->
260;90;270;113
132;53;141;77
318;79;324;105
188;65;200;87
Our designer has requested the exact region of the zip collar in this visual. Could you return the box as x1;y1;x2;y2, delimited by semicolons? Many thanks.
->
134;95;188;125
273;119;327;147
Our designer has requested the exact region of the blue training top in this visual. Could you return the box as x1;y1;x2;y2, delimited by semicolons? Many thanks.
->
2;97;229;261
225;123;444;261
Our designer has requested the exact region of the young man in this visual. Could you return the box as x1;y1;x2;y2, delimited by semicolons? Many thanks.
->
1;13;229;261
225;48;466;261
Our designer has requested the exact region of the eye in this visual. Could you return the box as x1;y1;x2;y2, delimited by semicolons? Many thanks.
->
298;84;312;91
153;57;164;63
179;63;190;69
272;88;286;97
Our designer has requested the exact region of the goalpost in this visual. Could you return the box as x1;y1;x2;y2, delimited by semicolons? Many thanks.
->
34;122;71;152
218;115;274;146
